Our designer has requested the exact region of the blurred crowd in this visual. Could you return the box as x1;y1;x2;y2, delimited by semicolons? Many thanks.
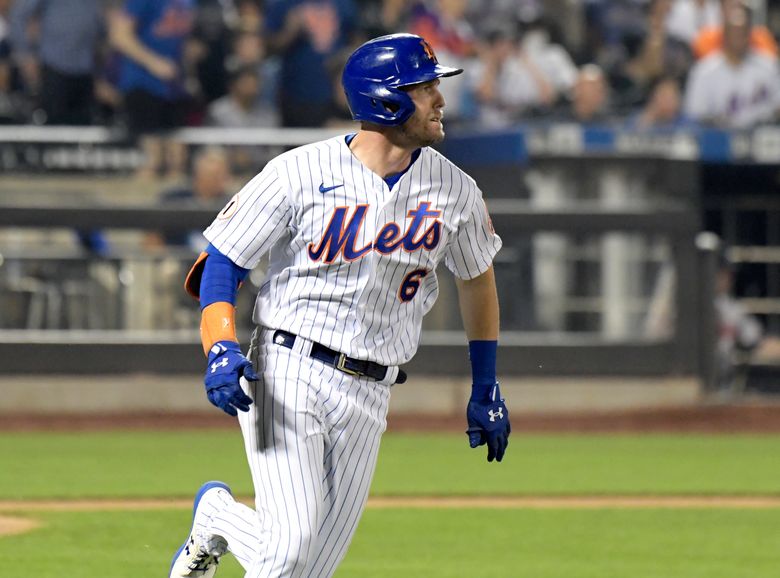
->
0;0;778;137
0;0;775;381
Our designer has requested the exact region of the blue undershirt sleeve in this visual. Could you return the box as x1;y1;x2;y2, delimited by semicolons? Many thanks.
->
200;244;251;309
469;340;498;402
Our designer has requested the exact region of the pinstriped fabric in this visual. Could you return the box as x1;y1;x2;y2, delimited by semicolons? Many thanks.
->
204;135;501;367
207;330;391;578
205;489;262;568
198;134;500;577
204;165;292;269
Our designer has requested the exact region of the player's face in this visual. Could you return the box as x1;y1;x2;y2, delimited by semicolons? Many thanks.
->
400;78;446;147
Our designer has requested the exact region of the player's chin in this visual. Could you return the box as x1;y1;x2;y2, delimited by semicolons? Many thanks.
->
424;122;446;145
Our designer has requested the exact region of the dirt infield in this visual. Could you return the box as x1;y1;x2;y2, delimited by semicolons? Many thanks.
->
2;402;780;432
0;515;40;537
1;495;779;514
2;495;779;538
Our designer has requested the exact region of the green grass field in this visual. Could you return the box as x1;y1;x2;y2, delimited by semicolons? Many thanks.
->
2;431;780;577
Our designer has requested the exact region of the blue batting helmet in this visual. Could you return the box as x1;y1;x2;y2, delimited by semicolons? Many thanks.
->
341;33;463;126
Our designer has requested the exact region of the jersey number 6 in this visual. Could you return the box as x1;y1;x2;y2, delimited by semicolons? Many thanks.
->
398;268;429;302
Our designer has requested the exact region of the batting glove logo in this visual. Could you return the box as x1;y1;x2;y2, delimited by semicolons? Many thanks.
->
204;340;257;417
466;383;511;462
210;357;230;373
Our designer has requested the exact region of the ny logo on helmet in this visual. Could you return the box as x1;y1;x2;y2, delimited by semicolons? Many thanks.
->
420;39;438;64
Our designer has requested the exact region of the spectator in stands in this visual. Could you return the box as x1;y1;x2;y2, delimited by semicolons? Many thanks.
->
409;0;475;58
226;29;278;109
567;64;611;124
521;17;578;98
684;1;780;129
229;29;266;68
323;44;358;127
93;48;124;127
409;0;476;120
189;0;233;106
356;0;409;40
207;64;278;128
207;63;279;172
145;147;233;253
9;0;103;125
233;0;264;33
714;250;763;392
626;76;692;130
0;0;14;123
109;0;195;179
666;0;721;45
468;0;543;37
468;21;557;127
692;0;777;60
265;0;357;127
580;0;648;80
624;0;693;106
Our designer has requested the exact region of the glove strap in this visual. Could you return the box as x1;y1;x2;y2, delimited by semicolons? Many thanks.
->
207;339;241;359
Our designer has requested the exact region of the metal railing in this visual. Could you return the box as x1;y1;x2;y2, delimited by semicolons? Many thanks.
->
0;202;712;379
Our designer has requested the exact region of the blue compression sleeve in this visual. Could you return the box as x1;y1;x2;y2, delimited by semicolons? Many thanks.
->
469;340;498;401
200;244;250;308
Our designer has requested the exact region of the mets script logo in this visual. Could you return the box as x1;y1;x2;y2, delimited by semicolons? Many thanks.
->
488;408;504;422
308;202;442;263
420;39;438;64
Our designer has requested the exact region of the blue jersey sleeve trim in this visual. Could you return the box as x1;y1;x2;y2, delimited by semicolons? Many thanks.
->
345;134;419;189
384;148;421;189
200;244;251;308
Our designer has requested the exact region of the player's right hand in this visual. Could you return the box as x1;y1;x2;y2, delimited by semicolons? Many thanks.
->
204;341;257;417
466;383;510;462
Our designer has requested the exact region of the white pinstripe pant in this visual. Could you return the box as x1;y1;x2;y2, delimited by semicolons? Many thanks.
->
207;327;394;577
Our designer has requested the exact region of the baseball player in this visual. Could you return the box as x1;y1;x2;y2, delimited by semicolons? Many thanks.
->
170;33;510;578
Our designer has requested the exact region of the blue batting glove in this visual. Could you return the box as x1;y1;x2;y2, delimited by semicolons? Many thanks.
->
466;382;510;462
204;341;257;417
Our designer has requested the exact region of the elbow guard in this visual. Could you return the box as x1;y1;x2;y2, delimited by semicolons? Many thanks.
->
184;244;250;307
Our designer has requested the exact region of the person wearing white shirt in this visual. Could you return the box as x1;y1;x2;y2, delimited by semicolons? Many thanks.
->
684;2;780;128
666;0;721;44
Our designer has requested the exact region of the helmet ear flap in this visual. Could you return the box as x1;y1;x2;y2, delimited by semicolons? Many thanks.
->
383;101;400;113
350;83;415;125
368;97;398;113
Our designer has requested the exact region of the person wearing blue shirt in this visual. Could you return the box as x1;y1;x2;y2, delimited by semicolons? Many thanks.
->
109;0;194;177
265;0;357;127
10;0;102;125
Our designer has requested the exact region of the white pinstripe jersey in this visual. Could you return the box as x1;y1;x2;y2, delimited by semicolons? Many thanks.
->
204;134;502;366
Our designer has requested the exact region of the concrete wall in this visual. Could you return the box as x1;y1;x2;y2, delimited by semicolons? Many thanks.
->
0;375;701;416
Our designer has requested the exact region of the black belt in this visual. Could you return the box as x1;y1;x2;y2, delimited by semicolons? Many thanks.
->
272;330;407;384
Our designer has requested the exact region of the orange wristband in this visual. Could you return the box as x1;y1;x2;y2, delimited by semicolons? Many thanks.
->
200;301;238;356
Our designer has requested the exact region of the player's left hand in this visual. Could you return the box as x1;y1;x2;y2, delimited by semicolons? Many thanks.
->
466;383;510;462
204;341;257;417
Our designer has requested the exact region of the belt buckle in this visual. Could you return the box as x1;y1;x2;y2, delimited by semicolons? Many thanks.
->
336;353;360;376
